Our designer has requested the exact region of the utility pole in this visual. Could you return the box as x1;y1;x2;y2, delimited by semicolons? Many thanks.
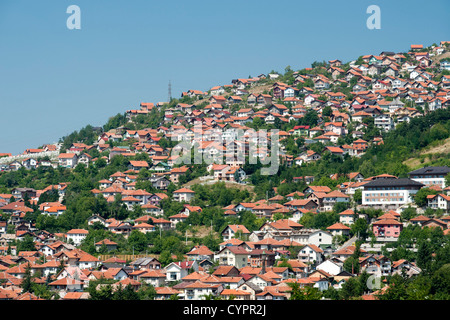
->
168;80;172;103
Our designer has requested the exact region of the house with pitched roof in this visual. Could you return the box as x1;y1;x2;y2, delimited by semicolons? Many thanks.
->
321;190;350;212
164;260;199;282
173;188;195;203
58;153;78;168
221;225;250;241
297;244;324;265
427;194;450;211
332;245;366;262
186;245;214;261
316;258;344;276
94;239;118;252
359;254;392;277
66;229;89;246
327;222;351;237
214;246;249;268
372;218;403;239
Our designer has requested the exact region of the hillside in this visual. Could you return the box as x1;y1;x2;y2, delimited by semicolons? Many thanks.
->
0;40;450;302
403;137;450;169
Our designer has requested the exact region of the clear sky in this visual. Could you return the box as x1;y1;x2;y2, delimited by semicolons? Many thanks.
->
0;0;449;155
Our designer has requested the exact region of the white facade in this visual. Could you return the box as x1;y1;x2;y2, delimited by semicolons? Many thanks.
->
284;87;295;98
362;189;417;206
297;245;323;265
411;176;447;189
428;194;450;211
339;213;355;225
173;191;195;203
66;230;88;246
316;259;343;276
290;230;333;247
374;114;394;131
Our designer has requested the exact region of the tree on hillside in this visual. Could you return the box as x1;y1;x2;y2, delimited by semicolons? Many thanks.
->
414;188;439;207
288;282;322;300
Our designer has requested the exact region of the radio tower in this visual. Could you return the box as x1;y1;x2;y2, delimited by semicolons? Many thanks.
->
168;80;172;103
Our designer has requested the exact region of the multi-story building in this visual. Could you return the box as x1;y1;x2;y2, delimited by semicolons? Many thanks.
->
374;114;394;132
362;177;424;209
427;193;450;212
408;166;450;188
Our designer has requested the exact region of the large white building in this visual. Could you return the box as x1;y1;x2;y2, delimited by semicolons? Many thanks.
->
408;166;450;189
362;178;424;209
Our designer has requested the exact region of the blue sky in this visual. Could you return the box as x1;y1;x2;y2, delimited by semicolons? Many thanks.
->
0;0;449;155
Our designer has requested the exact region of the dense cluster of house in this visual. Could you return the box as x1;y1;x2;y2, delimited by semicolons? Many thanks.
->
1;42;450;300
0;163;449;300
1;43;449;177
1;200;448;300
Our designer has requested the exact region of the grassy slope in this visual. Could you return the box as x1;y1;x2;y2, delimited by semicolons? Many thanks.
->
403;137;450;169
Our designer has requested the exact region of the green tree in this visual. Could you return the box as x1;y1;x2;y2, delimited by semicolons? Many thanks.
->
288;282;322;300
416;240;433;274
128;230;149;253
138;284;157;300
17;235;37;252
20;263;34;293
414;188;439;207
376;274;408;300
401;206;417;221
430;264;450;299
352;189;362;205
339;277;360;300
350;218;369;241
322;105;333;118
88;281;115;300
113;284;140;300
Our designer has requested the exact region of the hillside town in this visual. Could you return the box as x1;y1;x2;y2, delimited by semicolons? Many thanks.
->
0;41;450;301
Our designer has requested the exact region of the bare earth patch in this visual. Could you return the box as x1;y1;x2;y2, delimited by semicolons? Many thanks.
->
403;137;450;168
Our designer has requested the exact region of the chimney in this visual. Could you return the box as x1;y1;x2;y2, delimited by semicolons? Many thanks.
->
261;250;266;274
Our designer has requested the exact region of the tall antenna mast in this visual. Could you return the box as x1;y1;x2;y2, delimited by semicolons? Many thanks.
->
168;80;172;102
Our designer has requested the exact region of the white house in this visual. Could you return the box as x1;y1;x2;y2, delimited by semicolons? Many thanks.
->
440;60;450;71
374;114;394;132
184;281;223;300
77;253;101;270
284;87;295;98
164;261;199;282
290;229;333;247
339;209;356;225
173;188;196;203
58;153;78;169
427;194;450;211
214;246;249;269
66;229;89;246
316;259;343;276
138;270;166;287
221;225;250;241
297;244;324;265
